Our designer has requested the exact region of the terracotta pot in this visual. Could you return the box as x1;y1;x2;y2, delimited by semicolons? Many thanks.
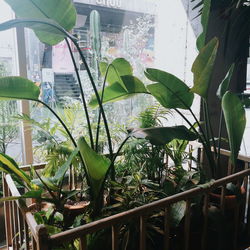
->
28;200;89;214
64;201;89;217
209;186;246;210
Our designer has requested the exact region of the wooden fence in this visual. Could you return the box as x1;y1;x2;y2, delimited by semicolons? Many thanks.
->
2;148;250;250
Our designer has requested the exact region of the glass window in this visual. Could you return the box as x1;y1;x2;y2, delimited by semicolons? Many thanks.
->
0;1;23;162
17;0;201;162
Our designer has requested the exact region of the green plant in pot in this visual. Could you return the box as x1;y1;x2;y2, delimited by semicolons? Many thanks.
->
0;1;246;250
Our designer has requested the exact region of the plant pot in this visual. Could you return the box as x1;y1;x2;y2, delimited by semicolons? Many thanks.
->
209;186;246;210
64;201;89;217
63;201;89;228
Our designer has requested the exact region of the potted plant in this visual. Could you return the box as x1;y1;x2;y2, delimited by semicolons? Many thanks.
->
0;0;199;235
0;0;247;249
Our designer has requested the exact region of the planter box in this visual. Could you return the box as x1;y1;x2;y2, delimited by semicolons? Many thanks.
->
3;149;250;250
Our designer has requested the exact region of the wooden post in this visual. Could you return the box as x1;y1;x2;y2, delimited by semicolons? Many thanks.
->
184;200;191;250
79;235;87;250
16;25;33;165
202;193;209;250
164;206;170;250
36;225;49;250
112;225;119;250
140;215;146;250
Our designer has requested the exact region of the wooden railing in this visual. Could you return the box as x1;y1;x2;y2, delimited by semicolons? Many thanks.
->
3;149;250;250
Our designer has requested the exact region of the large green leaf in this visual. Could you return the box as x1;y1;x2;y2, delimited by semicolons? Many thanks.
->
145;68;194;109
0;19;76;44
54;149;79;185
0;153;31;188
128;126;198;145
216;64;235;99
196;0;212;50
191;37;219;98
0;190;43;203
99;58;133;87
0;77;40;100
5;0;76;45
89;76;148;108
31;177;59;192
222;91;246;166
77;137;110;199
170;201;186;227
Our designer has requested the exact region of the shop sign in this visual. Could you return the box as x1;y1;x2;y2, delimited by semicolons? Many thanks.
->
96;0;122;8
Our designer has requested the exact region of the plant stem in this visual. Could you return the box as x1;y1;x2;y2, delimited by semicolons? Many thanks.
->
37;100;92;186
65;38;94;150
174;108;216;178
216;109;223;177
37;100;77;148
204;100;218;158
95;63;118;151
71;41;114;179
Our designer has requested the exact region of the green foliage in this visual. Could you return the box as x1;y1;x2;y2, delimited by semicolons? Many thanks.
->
137;105;172;128
216;64;235;99
16;102;84;176
99;58;133;86
0;100;18;154
145;69;194;109
5;0;76;45
196;0;212;50
0;3;247;248
129;126;198;146
77;136;110;201
0;76;40;100
191;37;219;98
89;75;148;107
0;153;32;188
96;35;245;179
222;91;246;166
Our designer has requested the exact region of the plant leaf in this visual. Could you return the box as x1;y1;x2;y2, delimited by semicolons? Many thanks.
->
89;76;148;108
145;68;194;109
99;58;133;87
216;64;235;99
77;136;110;199
128;126;198;145
0;77;40;101
0;19;77;45
0;196;20;202
0;189;42;203
0;153;31;188
170;201;186;227
222;91;246;166
191;37;219;98
196;0;212;50
22;189;43;199
54;149;78;185
4;0;76;45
